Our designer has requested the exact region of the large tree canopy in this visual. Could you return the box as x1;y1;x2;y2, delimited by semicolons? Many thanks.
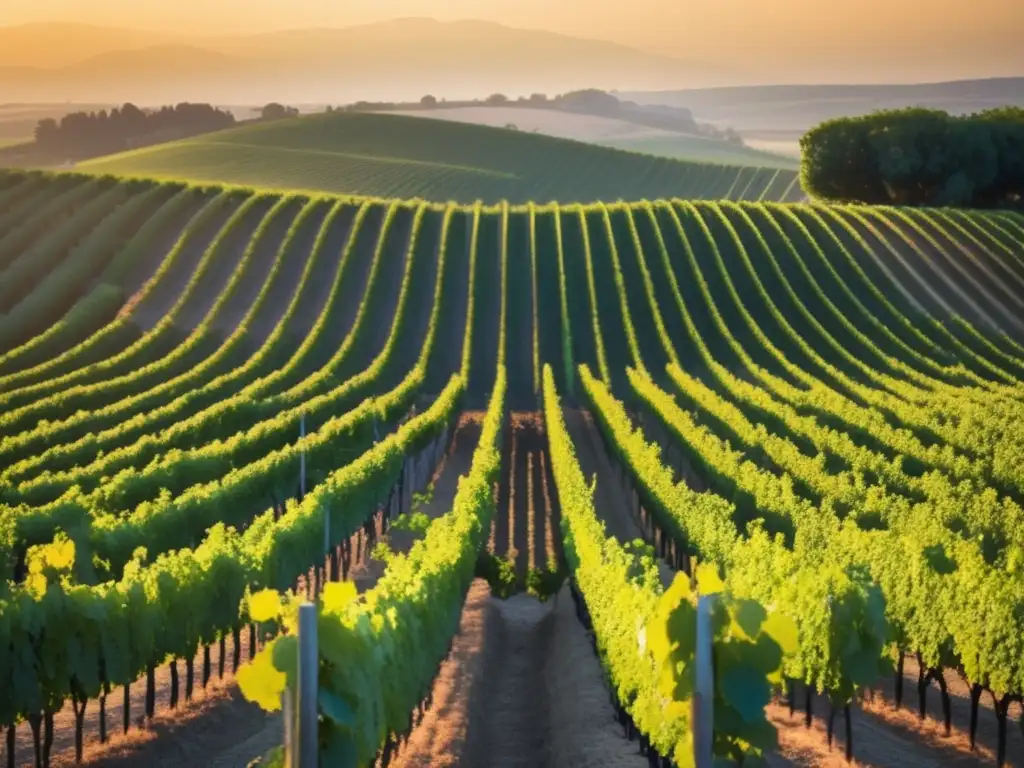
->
800;107;1024;208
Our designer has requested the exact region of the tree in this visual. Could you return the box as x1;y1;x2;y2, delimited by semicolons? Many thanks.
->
800;107;1023;208
261;103;297;120
31;102;235;158
557;89;620;114
34;118;59;145
485;93;509;106
420;95;438;108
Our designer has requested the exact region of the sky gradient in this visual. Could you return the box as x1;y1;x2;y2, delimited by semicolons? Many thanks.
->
2;0;1023;83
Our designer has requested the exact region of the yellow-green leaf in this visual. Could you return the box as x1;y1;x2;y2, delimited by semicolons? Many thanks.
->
237;643;287;711
322;581;359;614
249;589;283;622
695;563;724;596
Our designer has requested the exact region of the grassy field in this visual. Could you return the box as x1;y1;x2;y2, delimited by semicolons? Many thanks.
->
77;110;805;204
385;105;799;169
1;159;1023;768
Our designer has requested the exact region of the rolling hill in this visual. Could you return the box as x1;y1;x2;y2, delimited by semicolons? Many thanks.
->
76;110;805;204
385;106;800;169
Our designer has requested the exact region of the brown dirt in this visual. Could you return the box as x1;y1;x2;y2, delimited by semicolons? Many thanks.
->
765;686;1021;768
542;588;651;768
48;686;279;768
396;581;649;768
4;633;267;768
462;593;553;767
492;413;564;581
391;579;492;768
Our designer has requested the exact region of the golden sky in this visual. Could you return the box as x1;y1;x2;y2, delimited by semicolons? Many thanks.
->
2;0;1022;81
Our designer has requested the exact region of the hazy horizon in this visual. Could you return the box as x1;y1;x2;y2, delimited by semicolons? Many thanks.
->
2;0;1023;85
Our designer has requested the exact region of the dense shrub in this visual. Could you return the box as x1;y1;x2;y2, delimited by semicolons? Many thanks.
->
800;107;1024;208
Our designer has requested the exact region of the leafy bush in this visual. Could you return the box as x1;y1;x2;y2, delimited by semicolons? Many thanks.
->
800;107;1024;208
476;552;518;598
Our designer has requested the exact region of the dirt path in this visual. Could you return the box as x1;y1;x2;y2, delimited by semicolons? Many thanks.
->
391;579;493;768
462;593;553;767
766;685;1022;768
395;582;650;768
397;412;645;768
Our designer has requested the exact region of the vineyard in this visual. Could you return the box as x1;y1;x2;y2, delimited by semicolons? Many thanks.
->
76;112;806;205
0;164;1023;768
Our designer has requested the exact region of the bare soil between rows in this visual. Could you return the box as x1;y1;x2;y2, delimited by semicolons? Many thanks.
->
393;581;650;768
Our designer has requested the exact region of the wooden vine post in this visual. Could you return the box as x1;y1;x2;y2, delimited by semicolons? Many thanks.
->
283;602;319;767
693;594;714;768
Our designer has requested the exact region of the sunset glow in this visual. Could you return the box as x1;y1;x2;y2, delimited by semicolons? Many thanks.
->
2;0;1022;83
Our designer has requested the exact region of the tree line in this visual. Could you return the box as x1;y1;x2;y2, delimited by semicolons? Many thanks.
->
34;103;236;159
347;89;742;145
800;107;1024;208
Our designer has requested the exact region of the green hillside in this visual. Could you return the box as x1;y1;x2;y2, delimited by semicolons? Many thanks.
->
77;111;805;204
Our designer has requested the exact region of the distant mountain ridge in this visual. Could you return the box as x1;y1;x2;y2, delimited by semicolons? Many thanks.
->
0;19;736;105
621;77;1024;133
624;78;1024;107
